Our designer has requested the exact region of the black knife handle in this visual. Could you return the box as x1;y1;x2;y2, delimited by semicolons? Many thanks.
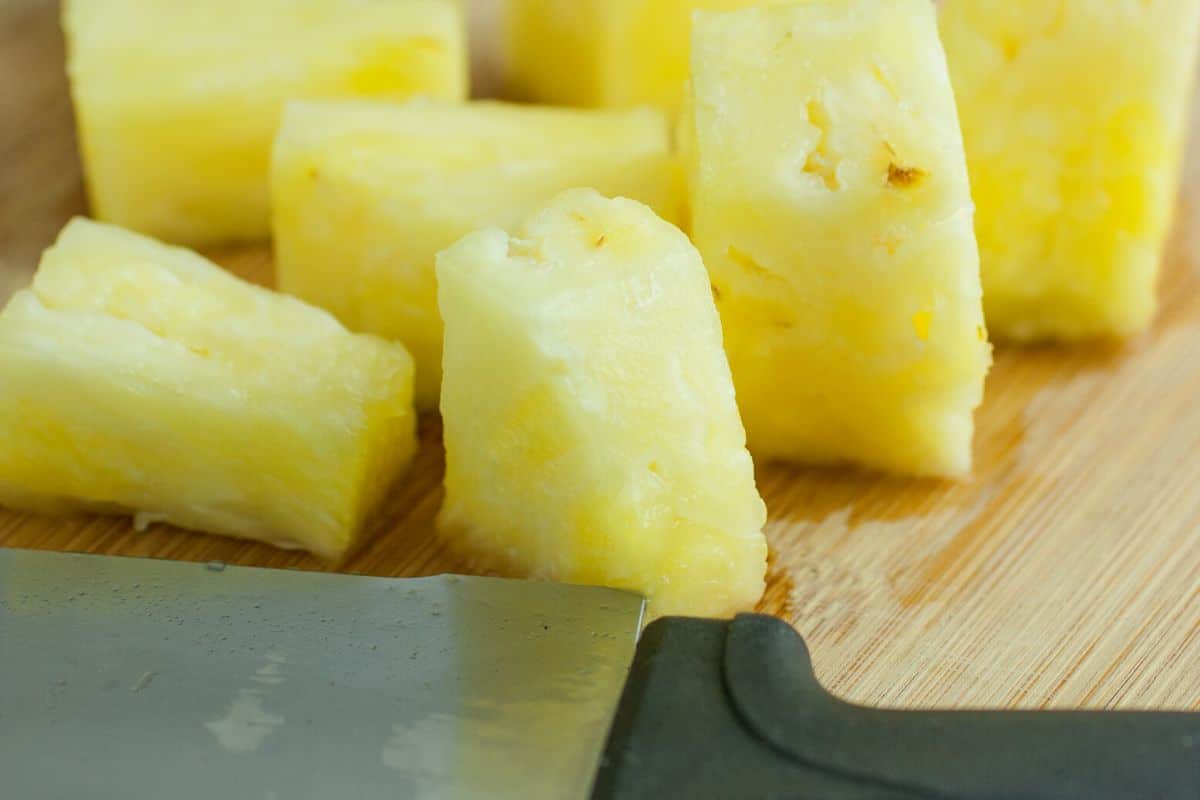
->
591;614;1200;800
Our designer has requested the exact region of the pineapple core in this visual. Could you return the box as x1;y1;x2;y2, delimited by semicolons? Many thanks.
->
271;99;682;409
437;189;767;619
62;0;466;245
688;0;991;477
940;0;1200;340
504;0;790;114
0;219;417;559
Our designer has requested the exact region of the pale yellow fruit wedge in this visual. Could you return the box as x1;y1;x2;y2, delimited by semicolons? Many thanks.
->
940;0;1200;340
437;189;767;618
272;99;682;409
63;0;467;246
689;0;991;478
504;0;790;114
0;219;416;559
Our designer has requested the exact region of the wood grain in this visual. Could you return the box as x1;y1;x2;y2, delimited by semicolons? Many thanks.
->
1;0;1198;712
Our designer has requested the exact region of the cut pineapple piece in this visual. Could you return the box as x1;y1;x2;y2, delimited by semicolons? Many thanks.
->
437;188;767;618
689;1;991;477
272;99;682;409
504;0;788;113
63;0;467;246
0;219;416;558
940;0;1200;340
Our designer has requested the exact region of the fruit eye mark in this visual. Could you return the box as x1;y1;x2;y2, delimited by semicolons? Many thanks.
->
726;245;784;284
887;162;927;188
802;99;841;190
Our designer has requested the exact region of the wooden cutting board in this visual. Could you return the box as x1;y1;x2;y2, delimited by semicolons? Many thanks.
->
2;0;1197;712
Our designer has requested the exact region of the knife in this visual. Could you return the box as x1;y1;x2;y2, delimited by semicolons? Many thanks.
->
0;548;1196;799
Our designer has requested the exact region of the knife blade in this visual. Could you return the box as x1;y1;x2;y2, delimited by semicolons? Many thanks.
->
2;548;1198;800
0;548;643;800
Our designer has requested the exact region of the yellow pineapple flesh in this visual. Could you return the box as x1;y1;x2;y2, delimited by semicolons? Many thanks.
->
940;0;1200;340
689;0;991;477
63;0;467;246
504;0;788;114
272;99;682;409
437;189;767;618
0;219;417;559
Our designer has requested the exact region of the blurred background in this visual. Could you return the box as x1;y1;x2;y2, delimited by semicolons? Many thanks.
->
0;0;502;301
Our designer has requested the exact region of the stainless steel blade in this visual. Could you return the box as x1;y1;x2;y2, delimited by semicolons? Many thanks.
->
0;548;645;800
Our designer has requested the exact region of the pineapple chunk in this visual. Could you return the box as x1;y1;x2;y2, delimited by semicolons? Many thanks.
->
940;0;1200;340
689;1;991;477
63;0;467;246
504;0;788;113
437;189;767;618
272;99;682;409
0;219;416;558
